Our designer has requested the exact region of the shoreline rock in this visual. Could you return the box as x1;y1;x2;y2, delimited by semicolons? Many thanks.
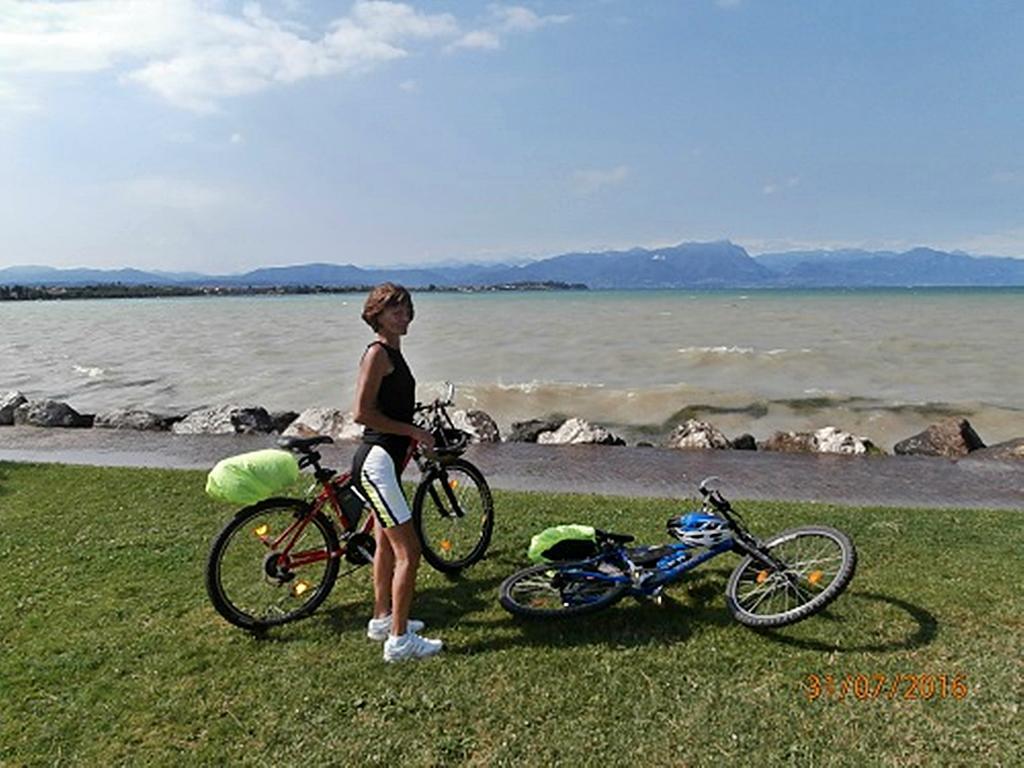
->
94;409;172;431
967;437;1024;461
1;391;28;425
508;418;564;443
893;418;985;458
537;418;626;446
171;405;275;435
1;392;1020;461
451;409;501;443
282;408;362;441
13;399;93;428
730;433;757;451
760;426;876;455
665;419;731;450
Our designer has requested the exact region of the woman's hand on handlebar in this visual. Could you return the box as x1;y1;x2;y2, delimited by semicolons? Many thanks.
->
411;426;435;450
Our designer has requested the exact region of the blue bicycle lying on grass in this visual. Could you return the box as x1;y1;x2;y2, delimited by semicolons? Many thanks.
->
499;477;857;628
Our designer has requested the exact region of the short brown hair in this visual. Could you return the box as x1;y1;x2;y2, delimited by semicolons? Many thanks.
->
361;282;414;331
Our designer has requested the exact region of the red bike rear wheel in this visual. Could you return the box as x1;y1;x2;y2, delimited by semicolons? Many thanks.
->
205;498;340;630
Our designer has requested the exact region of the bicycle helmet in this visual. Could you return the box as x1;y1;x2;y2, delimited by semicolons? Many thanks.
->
667;512;732;547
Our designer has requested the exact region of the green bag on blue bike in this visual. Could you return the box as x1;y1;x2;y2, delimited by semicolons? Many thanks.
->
205;449;300;505
528;524;598;563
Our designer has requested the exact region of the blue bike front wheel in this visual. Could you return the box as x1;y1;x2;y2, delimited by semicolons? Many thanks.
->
499;561;628;619
726;525;856;629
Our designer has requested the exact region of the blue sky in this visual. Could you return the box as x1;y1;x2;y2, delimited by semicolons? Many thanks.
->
1;0;1022;272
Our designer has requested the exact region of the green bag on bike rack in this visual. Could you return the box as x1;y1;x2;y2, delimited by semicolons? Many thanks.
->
205;449;300;505
528;524;598;563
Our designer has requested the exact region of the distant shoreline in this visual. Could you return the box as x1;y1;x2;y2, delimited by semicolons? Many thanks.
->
3;283;1023;302
0;281;588;302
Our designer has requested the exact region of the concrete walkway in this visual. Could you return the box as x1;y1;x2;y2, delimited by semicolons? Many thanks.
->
1;426;1022;510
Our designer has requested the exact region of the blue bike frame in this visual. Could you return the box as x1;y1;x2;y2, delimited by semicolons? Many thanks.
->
561;537;737;602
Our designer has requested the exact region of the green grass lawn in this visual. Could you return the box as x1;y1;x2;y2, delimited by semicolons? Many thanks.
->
1;461;1021;767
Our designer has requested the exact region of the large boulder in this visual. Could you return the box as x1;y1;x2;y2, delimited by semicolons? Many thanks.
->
537;418;625;446
0;391;28;425
760;426;874;455
282;408;363;441
451;409;501;443
893;418;985;458
171;405;274;435
963;437;1024;461
94;409;171;431
231;408;275;434
13;399;93;428
759;431;817;453
731;433;757;451
665;419;731;450
269;410;299;434
508;418;564;443
813;426;876;455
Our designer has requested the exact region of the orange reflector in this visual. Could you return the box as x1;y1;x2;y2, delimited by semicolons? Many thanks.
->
292;580;311;597
808;570;824;586
254;524;269;537
440;539;453;552
756;570;769;584
449;479;459;490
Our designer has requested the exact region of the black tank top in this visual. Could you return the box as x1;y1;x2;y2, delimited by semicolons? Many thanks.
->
360;341;415;465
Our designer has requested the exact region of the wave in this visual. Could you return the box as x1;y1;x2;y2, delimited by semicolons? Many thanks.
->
676;345;812;357
72;365;105;378
442;381;1024;448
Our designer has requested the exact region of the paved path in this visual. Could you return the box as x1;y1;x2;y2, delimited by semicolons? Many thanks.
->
1;427;1022;510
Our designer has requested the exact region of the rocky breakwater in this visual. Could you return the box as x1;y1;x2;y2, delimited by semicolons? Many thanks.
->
281;406;502;444
3;389;1022;462
505;413;1019;462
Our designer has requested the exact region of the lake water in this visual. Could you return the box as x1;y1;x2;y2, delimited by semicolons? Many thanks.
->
2;289;1022;449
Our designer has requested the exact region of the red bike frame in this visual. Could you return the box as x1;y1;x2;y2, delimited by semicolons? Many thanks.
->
266;440;421;569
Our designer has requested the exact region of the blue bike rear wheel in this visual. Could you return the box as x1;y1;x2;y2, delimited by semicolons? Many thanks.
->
499;561;628;619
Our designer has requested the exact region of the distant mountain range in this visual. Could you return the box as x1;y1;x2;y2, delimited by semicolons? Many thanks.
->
4;242;1024;289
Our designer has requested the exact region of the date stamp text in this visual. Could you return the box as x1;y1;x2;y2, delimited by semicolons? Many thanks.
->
803;673;969;702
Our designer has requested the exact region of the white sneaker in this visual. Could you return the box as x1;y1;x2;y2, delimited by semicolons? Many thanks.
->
366;614;425;641
382;631;443;662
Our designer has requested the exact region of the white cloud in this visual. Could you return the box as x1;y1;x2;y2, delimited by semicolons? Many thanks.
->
762;176;800;195
0;1;464;112
449;30;502;51
0;0;196;73
230;132;244;144
449;4;571;53
399;78;418;91
121;176;230;210
572;165;630;195
493;5;572;32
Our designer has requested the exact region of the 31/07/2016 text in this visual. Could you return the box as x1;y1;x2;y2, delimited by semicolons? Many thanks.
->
804;673;969;702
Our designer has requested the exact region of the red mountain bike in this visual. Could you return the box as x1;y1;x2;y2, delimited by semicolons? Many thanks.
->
204;388;494;630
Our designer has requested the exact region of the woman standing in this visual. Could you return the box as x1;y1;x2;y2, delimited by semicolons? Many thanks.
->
352;283;442;662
